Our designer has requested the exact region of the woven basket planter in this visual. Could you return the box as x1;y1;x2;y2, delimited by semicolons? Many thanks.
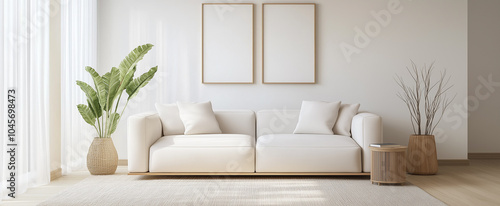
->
87;137;118;175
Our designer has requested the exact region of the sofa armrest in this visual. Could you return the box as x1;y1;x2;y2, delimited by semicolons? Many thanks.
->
351;113;383;172
127;112;162;172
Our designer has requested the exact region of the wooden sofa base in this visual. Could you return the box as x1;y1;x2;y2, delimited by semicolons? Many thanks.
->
128;172;370;176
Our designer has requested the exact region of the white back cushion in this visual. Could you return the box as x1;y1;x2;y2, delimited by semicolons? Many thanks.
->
155;103;185;136
256;110;300;137
215;110;255;138
156;103;255;137
333;103;360;136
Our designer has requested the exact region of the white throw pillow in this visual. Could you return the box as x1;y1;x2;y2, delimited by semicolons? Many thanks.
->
177;101;222;135
293;101;341;134
155;103;185;136
333;103;360;136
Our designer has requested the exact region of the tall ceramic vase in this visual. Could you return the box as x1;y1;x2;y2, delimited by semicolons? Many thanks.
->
87;137;118;175
406;135;438;175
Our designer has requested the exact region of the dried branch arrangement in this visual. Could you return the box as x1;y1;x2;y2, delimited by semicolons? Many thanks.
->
395;61;455;135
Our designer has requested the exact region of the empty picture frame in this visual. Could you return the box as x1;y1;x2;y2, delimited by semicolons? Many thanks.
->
262;3;316;84
202;3;254;84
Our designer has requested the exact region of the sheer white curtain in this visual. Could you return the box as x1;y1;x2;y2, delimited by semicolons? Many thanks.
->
0;0;51;199
60;0;97;174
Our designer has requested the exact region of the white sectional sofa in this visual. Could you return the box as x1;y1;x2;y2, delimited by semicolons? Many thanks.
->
128;109;382;175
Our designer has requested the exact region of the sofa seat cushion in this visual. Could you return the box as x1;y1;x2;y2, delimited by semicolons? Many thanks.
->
256;134;362;172
149;134;254;172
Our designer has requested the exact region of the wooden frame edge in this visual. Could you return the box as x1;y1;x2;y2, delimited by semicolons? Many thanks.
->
128;172;371;176
262;3;316;84
202;3;255;84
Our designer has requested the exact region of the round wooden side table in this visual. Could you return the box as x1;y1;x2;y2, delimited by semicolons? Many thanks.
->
370;146;407;185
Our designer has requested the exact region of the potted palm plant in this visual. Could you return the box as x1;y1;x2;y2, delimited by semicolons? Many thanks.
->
395;61;454;175
77;44;157;175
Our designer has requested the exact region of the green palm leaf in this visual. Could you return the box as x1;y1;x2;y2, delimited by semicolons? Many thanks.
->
86;99;95;115
102;71;111;92
85;66;108;110
126;66;158;100
106;67;121;111
118;44;153;81
77;104;96;126
106;113;120;136
76;80;102;117
117;66;136;96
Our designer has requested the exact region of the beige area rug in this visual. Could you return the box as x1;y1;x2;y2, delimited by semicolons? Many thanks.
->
40;175;445;206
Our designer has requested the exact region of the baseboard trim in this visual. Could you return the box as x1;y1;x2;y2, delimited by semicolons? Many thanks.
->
118;159;128;166
438;159;470;166
50;168;62;181
468;153;500;159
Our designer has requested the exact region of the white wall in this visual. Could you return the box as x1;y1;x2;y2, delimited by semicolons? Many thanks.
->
468;0;500;153
97;0;468;160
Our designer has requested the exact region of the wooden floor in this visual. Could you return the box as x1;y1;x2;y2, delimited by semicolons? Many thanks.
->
2;159;499;206
407;159;500;206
